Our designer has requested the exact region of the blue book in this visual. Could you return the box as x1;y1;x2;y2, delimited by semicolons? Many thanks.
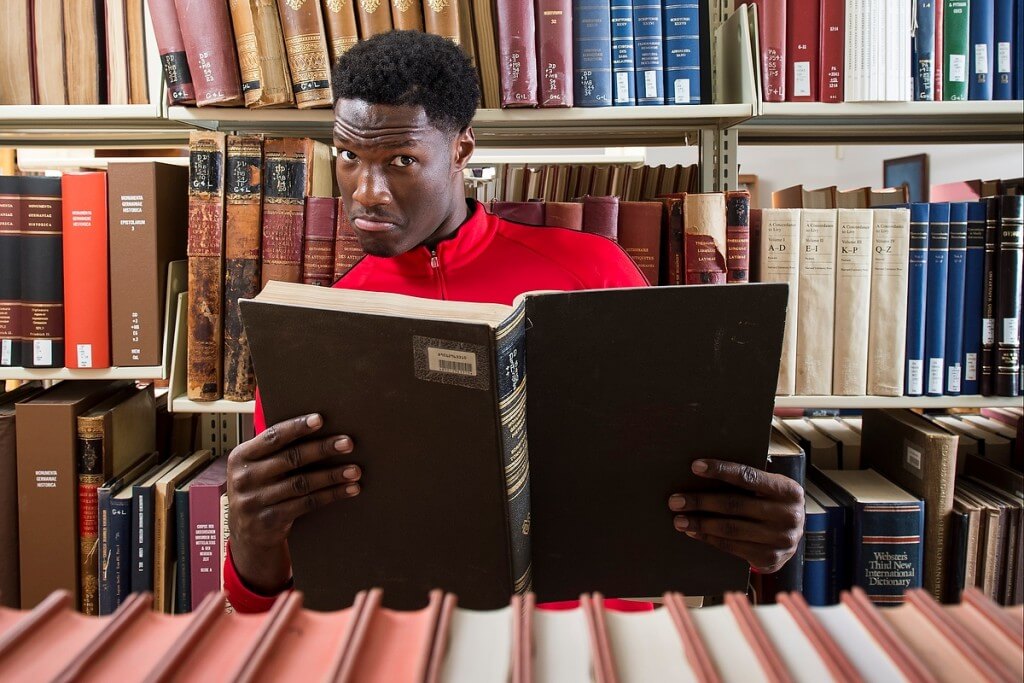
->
924;203;951;397
174;482;193;613
664;0;702;104
945;203;969;395
610;0;637;105
631;0;665;104
994;0;1015;98
802;496;830;606
962;202;987;395
130;480;157;594
805;479;849;604
573;0;615;106
107;489;134;613
905;203;931;396
916;0;937;100
969;0;996;100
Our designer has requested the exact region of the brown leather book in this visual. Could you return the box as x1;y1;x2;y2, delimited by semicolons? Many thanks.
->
391;0;424;30
617;201;662;286
63;0;104;104
422;0;460;43
187;131;228;402
33;0;66;105
107;162;188;367
535;0;573;107
488;201;545;226
0;1;34;104
456;0;477;67
146;0;197;104
659;197;684;286
223;135;264;403
356;0;393;37
472;0;500;108
333;197;364;280
126;0;149;103
173;0;244;106
229;0;295;108
581;195;619;242
322;0;361;64
302;197;338;286
277;0;334;108
15;381;131;609
261;138;334;287
544;201;583;230
496;0;538;106
726;190;750;283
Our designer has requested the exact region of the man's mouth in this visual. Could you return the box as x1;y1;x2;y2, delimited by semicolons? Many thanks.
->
352;216;398;232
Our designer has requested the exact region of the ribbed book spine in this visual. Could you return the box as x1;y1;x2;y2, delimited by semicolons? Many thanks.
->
173;0;244;105
302;197;338;286
261;138;311;287
277;0;334;108
725;191;750;283
19;178;63;368
663;0;701;104
573;0;614;106
610;0;636;105
995;195;1023;396
866;209;911;396
915;0;936;99
944;203;968;395
942;0;970;100
962;202;986;395
993;0;1014;99
77;417;104;615
832;209;873;396
333;198;363;280
228;0;295;108
980;197;999;395
968;0;995;100
632;0;665;104
321;0;360;63
924;202;950;397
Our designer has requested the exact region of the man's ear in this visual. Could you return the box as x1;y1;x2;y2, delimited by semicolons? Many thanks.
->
452;126;476;173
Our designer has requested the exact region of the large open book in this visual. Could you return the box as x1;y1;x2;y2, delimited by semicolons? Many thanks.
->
241;282;788;609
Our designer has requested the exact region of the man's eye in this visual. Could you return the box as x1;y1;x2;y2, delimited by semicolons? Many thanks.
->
339;150;358;162
392;156;415;167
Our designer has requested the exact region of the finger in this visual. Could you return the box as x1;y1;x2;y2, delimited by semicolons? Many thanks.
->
234;414;327;461
668;492;798;525
268;481;362;523
683;531;791;573
259;435;355;479
259;464;362;507
673;513;795;548
691;460;803;501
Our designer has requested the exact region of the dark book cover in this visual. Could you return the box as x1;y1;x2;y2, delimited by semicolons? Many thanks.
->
573;0;614;106
664;0;702;104
632;0;665;105
726;190;750;283
981;197;999;395
19;177;63;368
962;202;986;395
610;0;636;105
805;478;849;602
754;427;806;603
130;481;156;594
301;197;337;286
924;203;950;396
174;480;194;613
944;202;968;395
995;195;1022;397
659;197;683;286
497;0;539;107
0;178;25;368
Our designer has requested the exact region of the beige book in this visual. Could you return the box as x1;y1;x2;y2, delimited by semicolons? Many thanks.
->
64;0;103;103
759;209;801;395
866;209;911;396
832;209;874;395
809;417;862;469
927;415;980;467
935;415;1012;467
391;0;424;30
229;0;295;108
105;0;131;104
33;0;66;104
220;490;232;612
125;0;149;103
0;1;33;104
953;494;983;590
795;209;838;396
777;418;840;469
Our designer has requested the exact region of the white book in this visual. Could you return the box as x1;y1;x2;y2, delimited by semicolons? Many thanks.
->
844;0;861;101
866;209;911;396
832;209;874;395
759;209;802;395
438;606;513;683
795;209;838;395
533;608;593;683
755;605;833;683
812;604;910;682
604;609;697;683
690;606;769;683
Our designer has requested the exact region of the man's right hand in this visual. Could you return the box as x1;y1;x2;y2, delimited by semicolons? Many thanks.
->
226;413;361;594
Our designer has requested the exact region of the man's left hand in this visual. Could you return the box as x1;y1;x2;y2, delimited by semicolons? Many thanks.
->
667;459;804;573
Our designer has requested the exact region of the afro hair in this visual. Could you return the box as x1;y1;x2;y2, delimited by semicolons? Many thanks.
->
331;31;480;136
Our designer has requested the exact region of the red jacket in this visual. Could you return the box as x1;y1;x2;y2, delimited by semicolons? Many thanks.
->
224;201;651;613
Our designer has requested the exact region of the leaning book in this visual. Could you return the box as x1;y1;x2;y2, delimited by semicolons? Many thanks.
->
241;281;788;609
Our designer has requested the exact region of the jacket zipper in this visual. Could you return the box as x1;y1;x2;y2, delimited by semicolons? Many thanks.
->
430;248;448;300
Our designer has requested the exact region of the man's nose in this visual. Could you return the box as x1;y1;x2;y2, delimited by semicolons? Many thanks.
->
352;166;392;207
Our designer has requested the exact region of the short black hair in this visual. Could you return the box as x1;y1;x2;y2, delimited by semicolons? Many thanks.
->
332;31;479;136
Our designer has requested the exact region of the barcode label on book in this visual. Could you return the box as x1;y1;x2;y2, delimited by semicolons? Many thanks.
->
983;318;995;344
428;348;477;376
950;54;967;82
974;44;989;74
673;78;691;104
1;340;9;365
965;353;978;381
998;43;1012;73
1004;318;1019;344
414;336;490;391
615;72;630;103
927;358;943;394
644;71;658;98
907;360;923;395
33;340;52;366
793;62;811;96
947;365;961;393
904;442;923;477
77;344;93;369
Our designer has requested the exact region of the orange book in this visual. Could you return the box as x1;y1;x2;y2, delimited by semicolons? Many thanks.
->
61;172;110;369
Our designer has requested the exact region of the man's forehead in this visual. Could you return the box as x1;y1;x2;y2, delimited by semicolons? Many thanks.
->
333;99;435;143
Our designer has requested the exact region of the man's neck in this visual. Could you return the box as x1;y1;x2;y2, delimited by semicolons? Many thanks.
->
421;196;471;251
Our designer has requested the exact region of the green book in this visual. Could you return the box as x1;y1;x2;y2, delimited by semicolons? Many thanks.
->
943;0;971;100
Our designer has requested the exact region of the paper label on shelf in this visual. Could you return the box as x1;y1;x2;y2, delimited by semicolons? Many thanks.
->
998;43;1012;73
615;72;631;103
1;340;10;366
974;44;989;74
904;442;923;478
77;344;93;369
907;360;923;395
673;78;691;104
947;365;961;393
927;357;944;395
33;340;52;366
1004;318;1019;344
965;353;978;381
644;70;658;98
983;318;995;344
950;54;967;82
793;62;811;96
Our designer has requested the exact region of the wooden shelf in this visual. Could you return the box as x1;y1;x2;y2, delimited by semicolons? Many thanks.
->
0;105;190;146
774;395;1023;410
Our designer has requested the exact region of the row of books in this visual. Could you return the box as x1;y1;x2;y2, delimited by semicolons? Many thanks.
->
745;0;1024;102
0;0;149;105
0;168;185;371
752;201;1024;398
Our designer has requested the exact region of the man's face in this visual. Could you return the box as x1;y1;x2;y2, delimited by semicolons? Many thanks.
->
333;98;473;257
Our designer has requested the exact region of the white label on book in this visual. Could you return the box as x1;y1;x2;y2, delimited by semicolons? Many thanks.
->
644;70;658;98
428;347;478;376
1005;318;1019;344
615;72;630;103
1;340;9;366
34;469;57;489
413;336;490;390
965;352;978;381
974;44;989;74
77;344;93;369
904;443;923;477
998;43;1012;73
928;357;944;394
983;318;995;344
950;54;967;82
794;62;811;96
33;340;51;366
947;365;962;393
673;78;691;104
908;360;923;395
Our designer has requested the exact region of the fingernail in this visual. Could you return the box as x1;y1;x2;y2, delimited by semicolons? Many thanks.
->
307;414;323;429
692;460;708;474
685;531;698;539
673;515;689;531
334;437;352;452
668;494;686;512
343;466;359;480
345;484;360;495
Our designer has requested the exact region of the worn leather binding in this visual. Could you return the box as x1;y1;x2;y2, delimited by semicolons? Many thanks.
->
228;0;295;108
322;0;361;63
544;201;583;229
276;0;334;108
581;195;619;241
146;0;196;103
356;0;393;37
535;0;574;106
726;190;751;283
333;197;364;280
302;197;338;286
488;201;545;226
186;131;228;401
616;201;662;285
390;0;424;30
684;193;728;285
173;0;244;106
497;0;539;106
422;0;460;43
223;135;264;402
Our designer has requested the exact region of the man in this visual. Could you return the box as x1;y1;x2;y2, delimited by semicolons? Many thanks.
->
224;31;803;613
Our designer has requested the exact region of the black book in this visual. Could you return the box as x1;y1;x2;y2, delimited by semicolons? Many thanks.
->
242;282;787;610
995;196;1023;397
754;425;807;603
981;197;1000;395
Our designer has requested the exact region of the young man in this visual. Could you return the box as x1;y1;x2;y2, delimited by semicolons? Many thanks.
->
224;31;803;613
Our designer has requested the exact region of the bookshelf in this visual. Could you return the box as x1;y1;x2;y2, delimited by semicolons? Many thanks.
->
774;396;1024;410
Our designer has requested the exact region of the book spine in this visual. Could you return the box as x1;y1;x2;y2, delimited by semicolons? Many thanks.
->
261;138;311;287
787;0;821;101
391;0;424;30
187;131;228;402
683;194;728;285
802;509;829;605
190;484;225;611
924;202;951;396
230;0;295;108
660;198;683;286
20;179;63;368
173;0;244;105
573;0;614;106
916;0;937;99
943;0;970;100
62;172;110;369
109;496;133;613
146;0;197;103
854;502;925;606
995;195;1023;397
97;487;116;615
1017;0;1023;100
754;0;787;101
632;0;665;105
843;0;861;101
981;197;999;395
581;195;619;241
277;0;334;108
223;135;264;403
302;197;338;286
333;198;363;280
795;209;838;395
356;0;393;37
228;0;264;106
497;0;540;107
130;486;154;593
866;209;911;396
962;202;986;395
663;0;701;104
174;487;192;613
725;191;750;283
905;204;931;396
760;209;801;395
944;203;969;395
494;302;532;596
935;0;945;97
760;453;806;601
422;0;460;42
322;0;360;64
536;0;574;107
819;0;845;102
832;209;873;396
610;0;637;105
0;183;20;367
993;0;1013;98
77;419;104;615
969;0;995;100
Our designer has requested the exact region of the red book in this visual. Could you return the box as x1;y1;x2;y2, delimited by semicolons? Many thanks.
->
302;197;337;287
749;0;787;101
496;0;539;106
62;172;110;369
333;197;363;281
726;190;750;283
189;457;227;611
819;0;844;102
786;0;820;101
535;0;573;107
